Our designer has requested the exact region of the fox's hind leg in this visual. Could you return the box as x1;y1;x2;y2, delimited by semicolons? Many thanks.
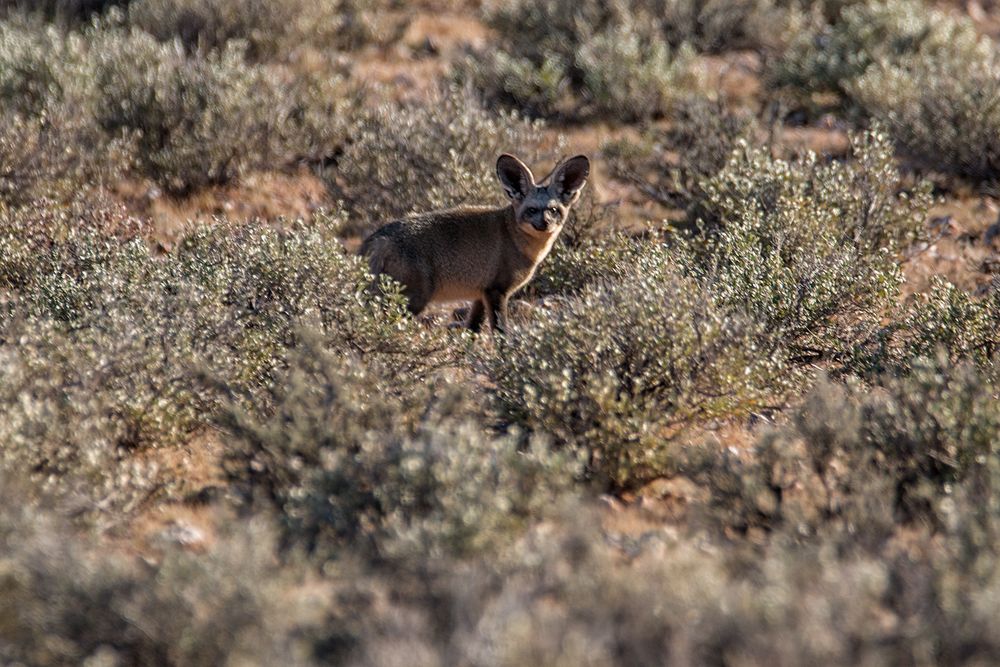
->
397;263;433;316
402;282;431;315
376;251;432;316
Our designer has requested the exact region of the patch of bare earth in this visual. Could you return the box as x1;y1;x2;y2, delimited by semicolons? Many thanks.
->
905;195;1000;297
351;12;492;103
113;169;330;249
111;430;228;558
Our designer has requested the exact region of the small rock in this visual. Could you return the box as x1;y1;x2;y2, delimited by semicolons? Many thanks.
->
160;519;206;548
82;645;123;667
640;477;694;500
598;493;624;512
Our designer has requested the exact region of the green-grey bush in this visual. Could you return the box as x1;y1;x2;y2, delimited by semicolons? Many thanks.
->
0;206;461;521
699;355;1000;541
446;475;1000;665
465;0;699;121
0;19;138;204
0;17;351;196
858;277;1000;374
767;0;977;109
0;17;70;115
576;22;697;122
604;95;759;213
89;28;349;194
484;248;786;487
330;88;549;235
127;0;382;60
442;511;908;666
527;231;643;298
0;491;333;665
0;115;119;207
678;126;930;368
0;0;128;21
853;26;1000;184
4;2;1000;663
223;334;576;561
657;0;781;52
899;278;1000;367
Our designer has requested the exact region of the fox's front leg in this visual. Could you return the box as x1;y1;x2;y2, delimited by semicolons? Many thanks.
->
466;299;486;332
485;288;509;334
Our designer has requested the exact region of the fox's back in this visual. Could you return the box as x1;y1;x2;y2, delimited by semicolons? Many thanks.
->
362;205;513;301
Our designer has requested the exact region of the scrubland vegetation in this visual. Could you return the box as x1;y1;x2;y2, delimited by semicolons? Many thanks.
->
2;0;1000;664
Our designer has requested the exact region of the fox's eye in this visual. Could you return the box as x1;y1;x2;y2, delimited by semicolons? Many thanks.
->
547;207;559;216
525;207;539;216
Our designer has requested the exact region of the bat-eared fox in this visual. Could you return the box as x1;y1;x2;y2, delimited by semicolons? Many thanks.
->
360;153;590;333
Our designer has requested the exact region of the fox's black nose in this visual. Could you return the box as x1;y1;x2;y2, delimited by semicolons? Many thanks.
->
532;220;548;231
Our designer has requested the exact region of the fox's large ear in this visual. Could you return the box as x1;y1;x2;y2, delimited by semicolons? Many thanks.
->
551;155;590;204
497;154;534;203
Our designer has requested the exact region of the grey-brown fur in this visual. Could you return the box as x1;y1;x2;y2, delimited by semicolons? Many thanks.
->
360;153;590;333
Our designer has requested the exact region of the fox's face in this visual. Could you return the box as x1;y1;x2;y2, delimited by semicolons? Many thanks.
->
497;154;590;238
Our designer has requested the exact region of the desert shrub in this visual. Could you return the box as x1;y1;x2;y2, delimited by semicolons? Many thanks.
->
484;248;786;487
482;0;631;65
14;447;1000;667
657;0;781;52
88;27;349;194
0;20;131;201
605;95;759;214
528;232;643;299
635;357;1000;663
173;222;464;385
0;16;351;196
127;0;383;60
783;0;867;21
460;50;574;120
465;0;699;121
700;356;1000;541
446;488;1000;666
440;511;912;666
0;206;461;521
879;277;1000;371
0;18;65;115
0;492;330;666
767;0;977;108
4;206;460;401
576;22;697;122
853;27;1000;185
223;335;576;562
0;320;169;519
0;0;128;21
484;0;776;57
330;88;549;235
0;114;119;206
678;126;930;367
